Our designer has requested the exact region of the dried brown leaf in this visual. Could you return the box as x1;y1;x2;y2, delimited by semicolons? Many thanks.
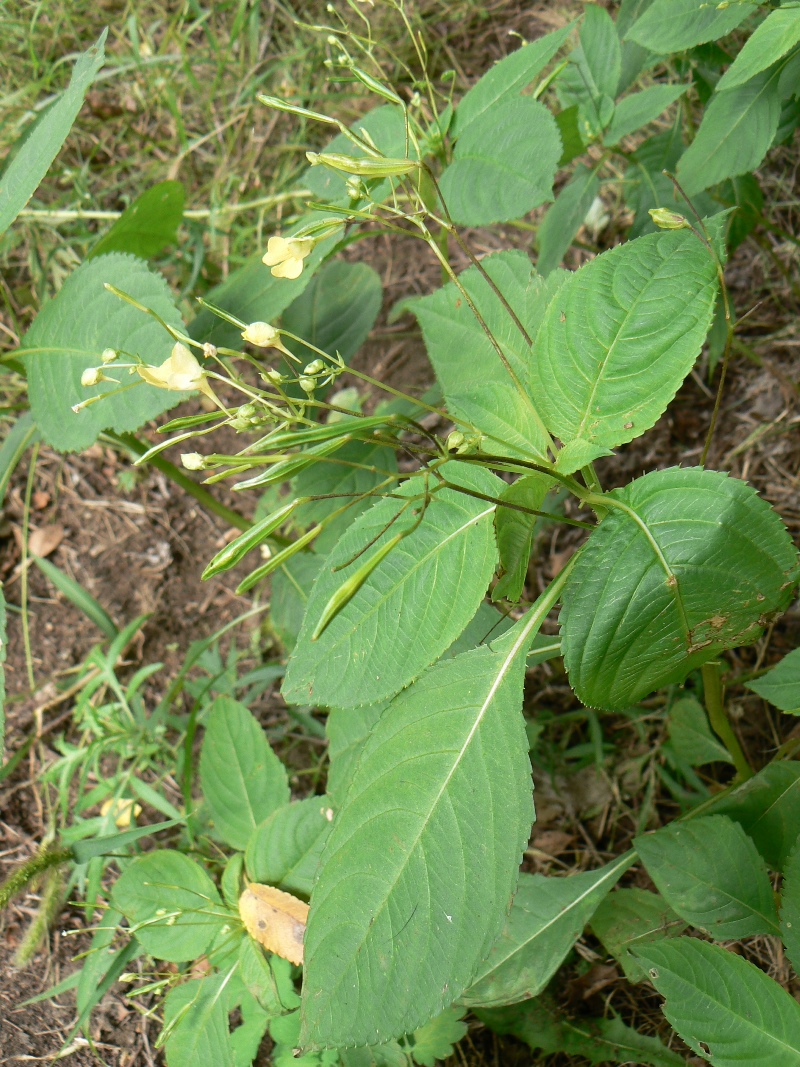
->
238;882;308;966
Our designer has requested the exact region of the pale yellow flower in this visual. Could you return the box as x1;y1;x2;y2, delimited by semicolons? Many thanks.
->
262;236;314;280
241;321;292;356
100;797;142;829
136;342;218;403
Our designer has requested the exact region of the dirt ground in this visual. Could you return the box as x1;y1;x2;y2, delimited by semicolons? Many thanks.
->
3;3;800;1064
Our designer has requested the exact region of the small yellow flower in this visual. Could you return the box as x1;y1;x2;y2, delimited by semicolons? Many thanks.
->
100;797;142;829
241;321;292;356
262;236;314;280
136;342;218;403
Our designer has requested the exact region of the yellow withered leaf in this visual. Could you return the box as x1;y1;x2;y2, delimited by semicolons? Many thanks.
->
238;883;309;966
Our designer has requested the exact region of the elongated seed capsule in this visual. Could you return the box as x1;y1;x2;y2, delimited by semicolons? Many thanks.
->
305;151;419;177
349;67;404;105
257;94;338;125
312;532;404;641
201;498;307;580
236;525;323;594
233;437;351;491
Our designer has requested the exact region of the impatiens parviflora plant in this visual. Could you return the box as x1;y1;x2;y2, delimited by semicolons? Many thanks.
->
15;5;800;1064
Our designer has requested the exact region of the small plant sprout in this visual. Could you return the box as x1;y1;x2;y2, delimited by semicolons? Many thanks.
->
262;236;315;279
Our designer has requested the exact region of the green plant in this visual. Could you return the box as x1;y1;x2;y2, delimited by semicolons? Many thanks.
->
5;2;800;1064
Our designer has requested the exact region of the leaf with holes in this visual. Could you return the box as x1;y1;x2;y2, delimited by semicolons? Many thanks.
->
530;230;719;471
638;938;800;1066
634;815;779;939
282;463;502;709
19;254;186;452
560;467;799;709
461;856;633;1008
299;617;537;1047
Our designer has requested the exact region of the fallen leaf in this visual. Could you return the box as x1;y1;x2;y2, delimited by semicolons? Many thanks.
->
239;883;308;966
29;524;64;558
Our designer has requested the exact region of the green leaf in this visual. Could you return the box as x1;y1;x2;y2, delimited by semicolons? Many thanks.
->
88;181;184;260
19;253;185;452
676;65;784;196
605;84;688;145
299;615;538;1047
0;412;40;510
461;856;633;1008
638;937;800;1066
112;850;224;963
537;164;600;277
163;975;235;1067
478;995;684;1067
745;648;800;713
590;888;687;983
623;127;685;239
531;231;718;467
283;463;503;709
492;473;552;602
281;260;382;371
31;554;118;639
188;213;340;348
453;23;573;136
325;702;387;809
560;467;799;709
222;853;244;908
625;0;756;53
230;991;271;1067
76;907;124;1017
199;695;290;850
580;4;621;101
707;760;800;871
554;105;586;166
667;695;734;766
70;817;183;863
719;173;764;252
340;1045;408;1067
411;1008;467;1066
408;250;553;459
780;837;800;973
438;97;561;226
718;8;800;92
441;601;515;660
238;938;300;1015
0;31;106;236
634;815;779;939
245;796;332;895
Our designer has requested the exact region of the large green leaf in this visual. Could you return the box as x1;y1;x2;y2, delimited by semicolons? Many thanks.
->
410;1009;467;1066
19;253;186;452
707;761;800;871
718;8;800;92
112;850;224;963
590;888;687;983
560;467;799;709
780;837;800;972
676;65;784;196
453;24;573;136
245;796;332;895
579;3;621;101
299;615;538;1047
604;84;688;145
745;648;800;713
531;230;719;470
479;995;684;1067
325;702;387;809
199;695;289;851
408;250;554;460
281;260;382;370
188;213;340;348
270;552;325;652
638;937;800;1066
88;181;184;260
625;0;756;53
163;975;235;1067
282;463;502;709
536;164;600;278
461;855;633;1008
0;31;106;236
634;815;779;939
438;97;561;226
667;695;734;766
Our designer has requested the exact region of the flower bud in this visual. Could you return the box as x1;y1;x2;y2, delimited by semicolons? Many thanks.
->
101;347;117;363
649;208;690;231
241;321;280;347
264;368;284;383
303;359;325;375
81;367;107;387
203;343;218;360
299;376;316;394
181;453;206;470
446;430;465;452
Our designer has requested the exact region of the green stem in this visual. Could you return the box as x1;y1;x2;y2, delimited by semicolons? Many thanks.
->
0;845;72;911
701;661;754;781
